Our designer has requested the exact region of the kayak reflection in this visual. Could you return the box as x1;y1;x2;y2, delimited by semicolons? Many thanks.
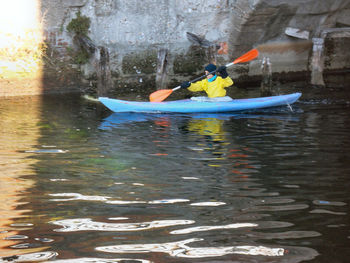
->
99;113;153;130
99;112;299;130
99;112;299;168
186;116;226;142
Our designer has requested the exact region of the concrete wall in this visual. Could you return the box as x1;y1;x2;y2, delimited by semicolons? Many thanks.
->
1;0;350;96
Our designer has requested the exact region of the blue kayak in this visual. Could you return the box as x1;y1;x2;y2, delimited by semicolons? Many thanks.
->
99;93;301;113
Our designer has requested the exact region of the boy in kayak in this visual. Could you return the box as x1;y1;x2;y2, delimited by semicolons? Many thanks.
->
180;64;234;100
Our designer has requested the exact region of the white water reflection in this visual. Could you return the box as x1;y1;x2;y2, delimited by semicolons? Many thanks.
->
4;234;28;240
49;193;191;205
51;218;194;232
0;252;150;263
108;217;129;220
170;223;258;234
50;179;70;182
132;183;145;186
49;193;110;202
96;238;284;258
0;251;58;262
181;176;199;180
190;201;226;206
148;199;190;204
105;200;146;204
50;258;151;263
25;149;68;153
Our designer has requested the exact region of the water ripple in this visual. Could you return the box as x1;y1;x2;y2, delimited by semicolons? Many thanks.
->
49;193;110;202
106;200;146;204
170;223;258;234
4;234;28;240
313;200;347;206
50;218;195;232
50;193;232;207
247;230;321;240
148;199;190;204
96;238;285;258
24;149;68;153
50;258;151;263
257;221;294;229
309;209;346;215
0;253;150;263
190;202;226;206
245;204;309;212
182;176;199;180
0;251;57;262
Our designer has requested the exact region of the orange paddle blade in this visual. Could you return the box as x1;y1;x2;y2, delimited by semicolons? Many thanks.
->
233;49;259;64
149;89;173;102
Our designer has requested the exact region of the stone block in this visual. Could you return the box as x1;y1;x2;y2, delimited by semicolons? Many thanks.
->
95;0;116;16
285;27;310;39
66;0;87;7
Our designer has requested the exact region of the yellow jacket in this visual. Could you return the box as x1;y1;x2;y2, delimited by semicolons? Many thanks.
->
188;76;233;98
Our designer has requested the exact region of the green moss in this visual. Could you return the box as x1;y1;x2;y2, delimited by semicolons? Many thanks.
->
65;12;93;65
72;49;90;65
67;11;91;36
122;50;157;74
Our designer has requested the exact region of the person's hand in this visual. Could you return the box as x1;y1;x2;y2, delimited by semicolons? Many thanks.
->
181;81;191;89
217;66;228;78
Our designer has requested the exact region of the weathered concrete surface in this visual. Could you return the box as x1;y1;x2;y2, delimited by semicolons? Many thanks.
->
1;0;350;97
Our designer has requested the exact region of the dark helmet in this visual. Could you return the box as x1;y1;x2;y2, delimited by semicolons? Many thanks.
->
205;64;217;73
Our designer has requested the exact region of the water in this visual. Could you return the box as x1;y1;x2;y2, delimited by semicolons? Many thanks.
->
1;87;350;262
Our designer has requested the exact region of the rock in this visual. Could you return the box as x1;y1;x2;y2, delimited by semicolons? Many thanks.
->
285;27;310;39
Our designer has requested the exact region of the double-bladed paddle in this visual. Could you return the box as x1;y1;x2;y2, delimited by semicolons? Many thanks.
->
149;48;259;102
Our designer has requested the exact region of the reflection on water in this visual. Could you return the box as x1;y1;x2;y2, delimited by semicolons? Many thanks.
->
51;218;195;232
169;223;258;234
1;90;350;262
0;97;41;257
96;238;285;258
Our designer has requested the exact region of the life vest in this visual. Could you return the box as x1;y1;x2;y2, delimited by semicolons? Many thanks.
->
188;76;233;98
